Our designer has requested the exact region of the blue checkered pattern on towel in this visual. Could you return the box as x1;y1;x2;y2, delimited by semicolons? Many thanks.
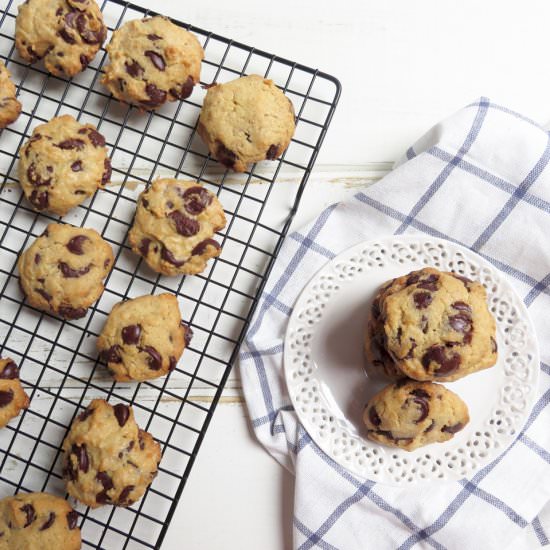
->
239;99;550;550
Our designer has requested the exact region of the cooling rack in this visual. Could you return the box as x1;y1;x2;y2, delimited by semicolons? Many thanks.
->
0;0;341;547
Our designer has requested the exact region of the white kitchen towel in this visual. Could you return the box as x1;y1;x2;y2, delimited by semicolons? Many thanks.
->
239;98;550;550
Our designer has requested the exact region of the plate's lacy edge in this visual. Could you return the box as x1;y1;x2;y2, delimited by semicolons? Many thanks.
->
286;238;539;484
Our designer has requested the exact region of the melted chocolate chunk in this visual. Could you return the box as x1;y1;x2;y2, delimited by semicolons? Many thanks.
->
368;407;381;427
168;210;200;236
113;403;130;427
144;50;166;71
410;388;430;399
424;419;436;433
421;345;461;376
125;60;144;78
413;291;432;309
57;305;87;319
182;186;212;215
417;274;439;291
448;313;472;334
122;324;141;345
21;504;35;527
138;238;151;257
78;407;93;422
0;361;18;380
183;324;193;347
452;273;473;289
58;262;91;278
29;189;50;210
170;75;194;100
66;235;89;255
191;238;220;256
161;247;186;267
0;389;14;408
452;301;471;312
147;33;162;41
71;160;83;172
101;158;112;185
80;54;89;69
441;422;464;434
39;512;55;531
59;27;76;45
76;15;106;44
411;396;429;423
57;138;85;150
96;471;114;490
406;273;420;286
266;144;279;160
141;346;162;370
118;485;135;505
216;142;237;169
35;288;52;302
88;129;106;147
405;339;417;359
101;345;122;364
168;356;177;371
27;163;52;187
140;83;167;107
491;336;498;353
421;315;429;334
67;510;78;530
72;443;89;473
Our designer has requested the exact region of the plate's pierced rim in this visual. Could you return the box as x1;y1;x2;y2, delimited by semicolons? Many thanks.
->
284;236;540;485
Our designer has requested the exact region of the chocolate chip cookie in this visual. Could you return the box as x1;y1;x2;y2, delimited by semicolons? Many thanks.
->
62;399;161;508
101;16;204;109
0;492;81;549
0;60;22;129
363;380;470;451
19;114;111;216
15;0;106;78
98;293;192;381
0;358;29;429
18;223;114;320
197;74;296;172
128;178;226;276
368;268;497;382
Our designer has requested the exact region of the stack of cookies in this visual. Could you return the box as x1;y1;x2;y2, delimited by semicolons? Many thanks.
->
362;267;498;451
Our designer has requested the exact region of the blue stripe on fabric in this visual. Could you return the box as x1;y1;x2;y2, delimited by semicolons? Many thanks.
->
294;518;340;550
354;193;550;299
520;434;550;464
458;480;528;527
406;146;416;160
241;343;284;361
429;146;550;215
472;134;550;251
532;516;550;546
251;404;294;428
542;362;550;376
245;203;339;419
290;233;336;260
298;482;374;550
397;387;550;550
305;439;446;549
395;98;490;234
525;272;550;307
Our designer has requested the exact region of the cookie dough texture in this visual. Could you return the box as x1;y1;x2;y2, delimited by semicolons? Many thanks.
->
365;268;497;382
0;358;29;429
128;178;226;276
102;16;204;109
0;492;81;550
198;74;296;172
19;114;111;216
98;293;191;381
15;0;106;77
62;399;161;508
363;380;470;451
0;60;22;128
18;223;114;320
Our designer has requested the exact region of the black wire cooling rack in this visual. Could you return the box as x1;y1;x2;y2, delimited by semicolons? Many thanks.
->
0;0;340;547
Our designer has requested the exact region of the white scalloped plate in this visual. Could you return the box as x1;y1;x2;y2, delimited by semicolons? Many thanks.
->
284;236;539;485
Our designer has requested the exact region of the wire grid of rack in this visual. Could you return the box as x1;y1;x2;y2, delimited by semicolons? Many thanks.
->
0;0;340;547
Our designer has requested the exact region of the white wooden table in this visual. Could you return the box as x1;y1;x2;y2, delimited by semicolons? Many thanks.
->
5;1;550;548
